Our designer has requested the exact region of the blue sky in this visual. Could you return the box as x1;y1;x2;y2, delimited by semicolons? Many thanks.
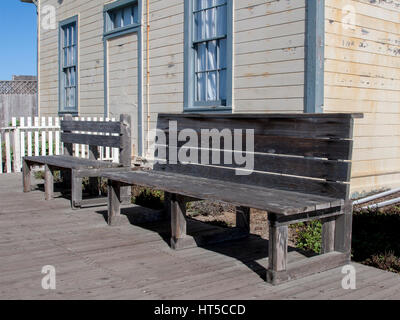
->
0;1;37;80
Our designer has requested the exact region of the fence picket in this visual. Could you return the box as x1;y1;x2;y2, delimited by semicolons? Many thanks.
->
0;134;3;174
48;117;53;156
34;117;39;156
12;118;21;173
20;117;25;159
27;117;32;157
41;117;46;156
55;117;60;155
5;131;11;173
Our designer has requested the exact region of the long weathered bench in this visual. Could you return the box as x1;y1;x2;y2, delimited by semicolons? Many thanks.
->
102;113;362;285
22;114;132;209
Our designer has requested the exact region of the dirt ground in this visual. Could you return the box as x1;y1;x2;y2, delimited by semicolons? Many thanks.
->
188;201;299;247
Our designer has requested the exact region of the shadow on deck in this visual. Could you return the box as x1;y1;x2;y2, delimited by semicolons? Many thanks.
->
1;173;400;300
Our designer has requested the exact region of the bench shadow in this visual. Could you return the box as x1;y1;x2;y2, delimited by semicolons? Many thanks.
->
95;206;314;281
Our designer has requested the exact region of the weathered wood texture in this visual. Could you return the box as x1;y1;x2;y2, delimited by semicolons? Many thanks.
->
22;114;132;209
2;173;400;299
324;0;400;195
103;113;359;284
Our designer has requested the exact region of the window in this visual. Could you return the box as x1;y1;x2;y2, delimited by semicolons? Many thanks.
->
59;17;78;114
185;0;233;111
104;0;139;35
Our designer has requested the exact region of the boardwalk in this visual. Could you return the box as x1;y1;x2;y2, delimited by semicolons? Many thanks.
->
1;173;400;300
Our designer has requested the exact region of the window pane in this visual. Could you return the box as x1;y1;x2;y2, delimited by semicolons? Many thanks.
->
207;71;217;101
207;41;217;70
219;69;226;101
133;5;138;23
197;43;206;72
70;68;76;86
65;88;70;108
64;28;68;47
194;11;204;41
216;5;227;36
204;8;216;39
63;48;68;67
69;87;75;108
219;39;226;68
215;0;227;6
196;73;206;102
196;0;213;10
115;10;122;28
123;7;131;26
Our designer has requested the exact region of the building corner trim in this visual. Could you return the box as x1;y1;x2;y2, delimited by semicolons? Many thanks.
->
304;0;325;114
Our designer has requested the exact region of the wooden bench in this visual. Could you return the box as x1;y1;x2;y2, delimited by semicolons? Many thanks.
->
22;114;132;209
101;113;362;285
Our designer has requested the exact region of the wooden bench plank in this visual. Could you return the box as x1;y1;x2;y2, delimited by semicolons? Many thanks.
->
158;147;351;182
24;155;120;170
163;134;354;160
154;163;349;199
61;120;121;134
60;133;121;148
157;114;358;139
101;170;343;215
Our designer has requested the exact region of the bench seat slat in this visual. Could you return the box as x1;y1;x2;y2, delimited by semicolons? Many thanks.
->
24;155;121;170
101;170;343;215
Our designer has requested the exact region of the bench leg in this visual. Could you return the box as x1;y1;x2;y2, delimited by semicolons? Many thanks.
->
71;170;82;209
22;159;31;193
334;201;353;261
322;216;336;254
120;186;131;205
44;165;54;201
170;193;190;250
108;180;122;226
236;206;251;234
267;217;289;285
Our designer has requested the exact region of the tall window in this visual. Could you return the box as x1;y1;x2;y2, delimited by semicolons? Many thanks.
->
185;0;232;111
60;17;78;114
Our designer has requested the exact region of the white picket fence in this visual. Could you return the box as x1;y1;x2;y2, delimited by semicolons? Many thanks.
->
0;116;119;174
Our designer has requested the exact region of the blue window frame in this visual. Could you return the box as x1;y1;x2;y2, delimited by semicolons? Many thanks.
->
185;0;233;111
104;0;140;37
59;16;78;115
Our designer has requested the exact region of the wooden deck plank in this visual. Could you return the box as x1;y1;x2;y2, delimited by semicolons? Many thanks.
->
0;173;399;300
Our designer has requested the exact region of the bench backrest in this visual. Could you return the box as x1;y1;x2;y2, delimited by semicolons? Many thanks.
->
61;114;131;166
154;113;362;199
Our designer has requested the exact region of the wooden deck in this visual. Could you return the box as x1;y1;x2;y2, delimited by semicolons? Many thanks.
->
1;173;400;300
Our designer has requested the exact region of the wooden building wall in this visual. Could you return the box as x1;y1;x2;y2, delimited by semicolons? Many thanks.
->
324;0;400;196
38;0;109;118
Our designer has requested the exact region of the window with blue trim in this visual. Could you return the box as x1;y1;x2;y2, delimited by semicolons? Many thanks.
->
185;0;232;110
60;19;78;113
105;1;139;33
